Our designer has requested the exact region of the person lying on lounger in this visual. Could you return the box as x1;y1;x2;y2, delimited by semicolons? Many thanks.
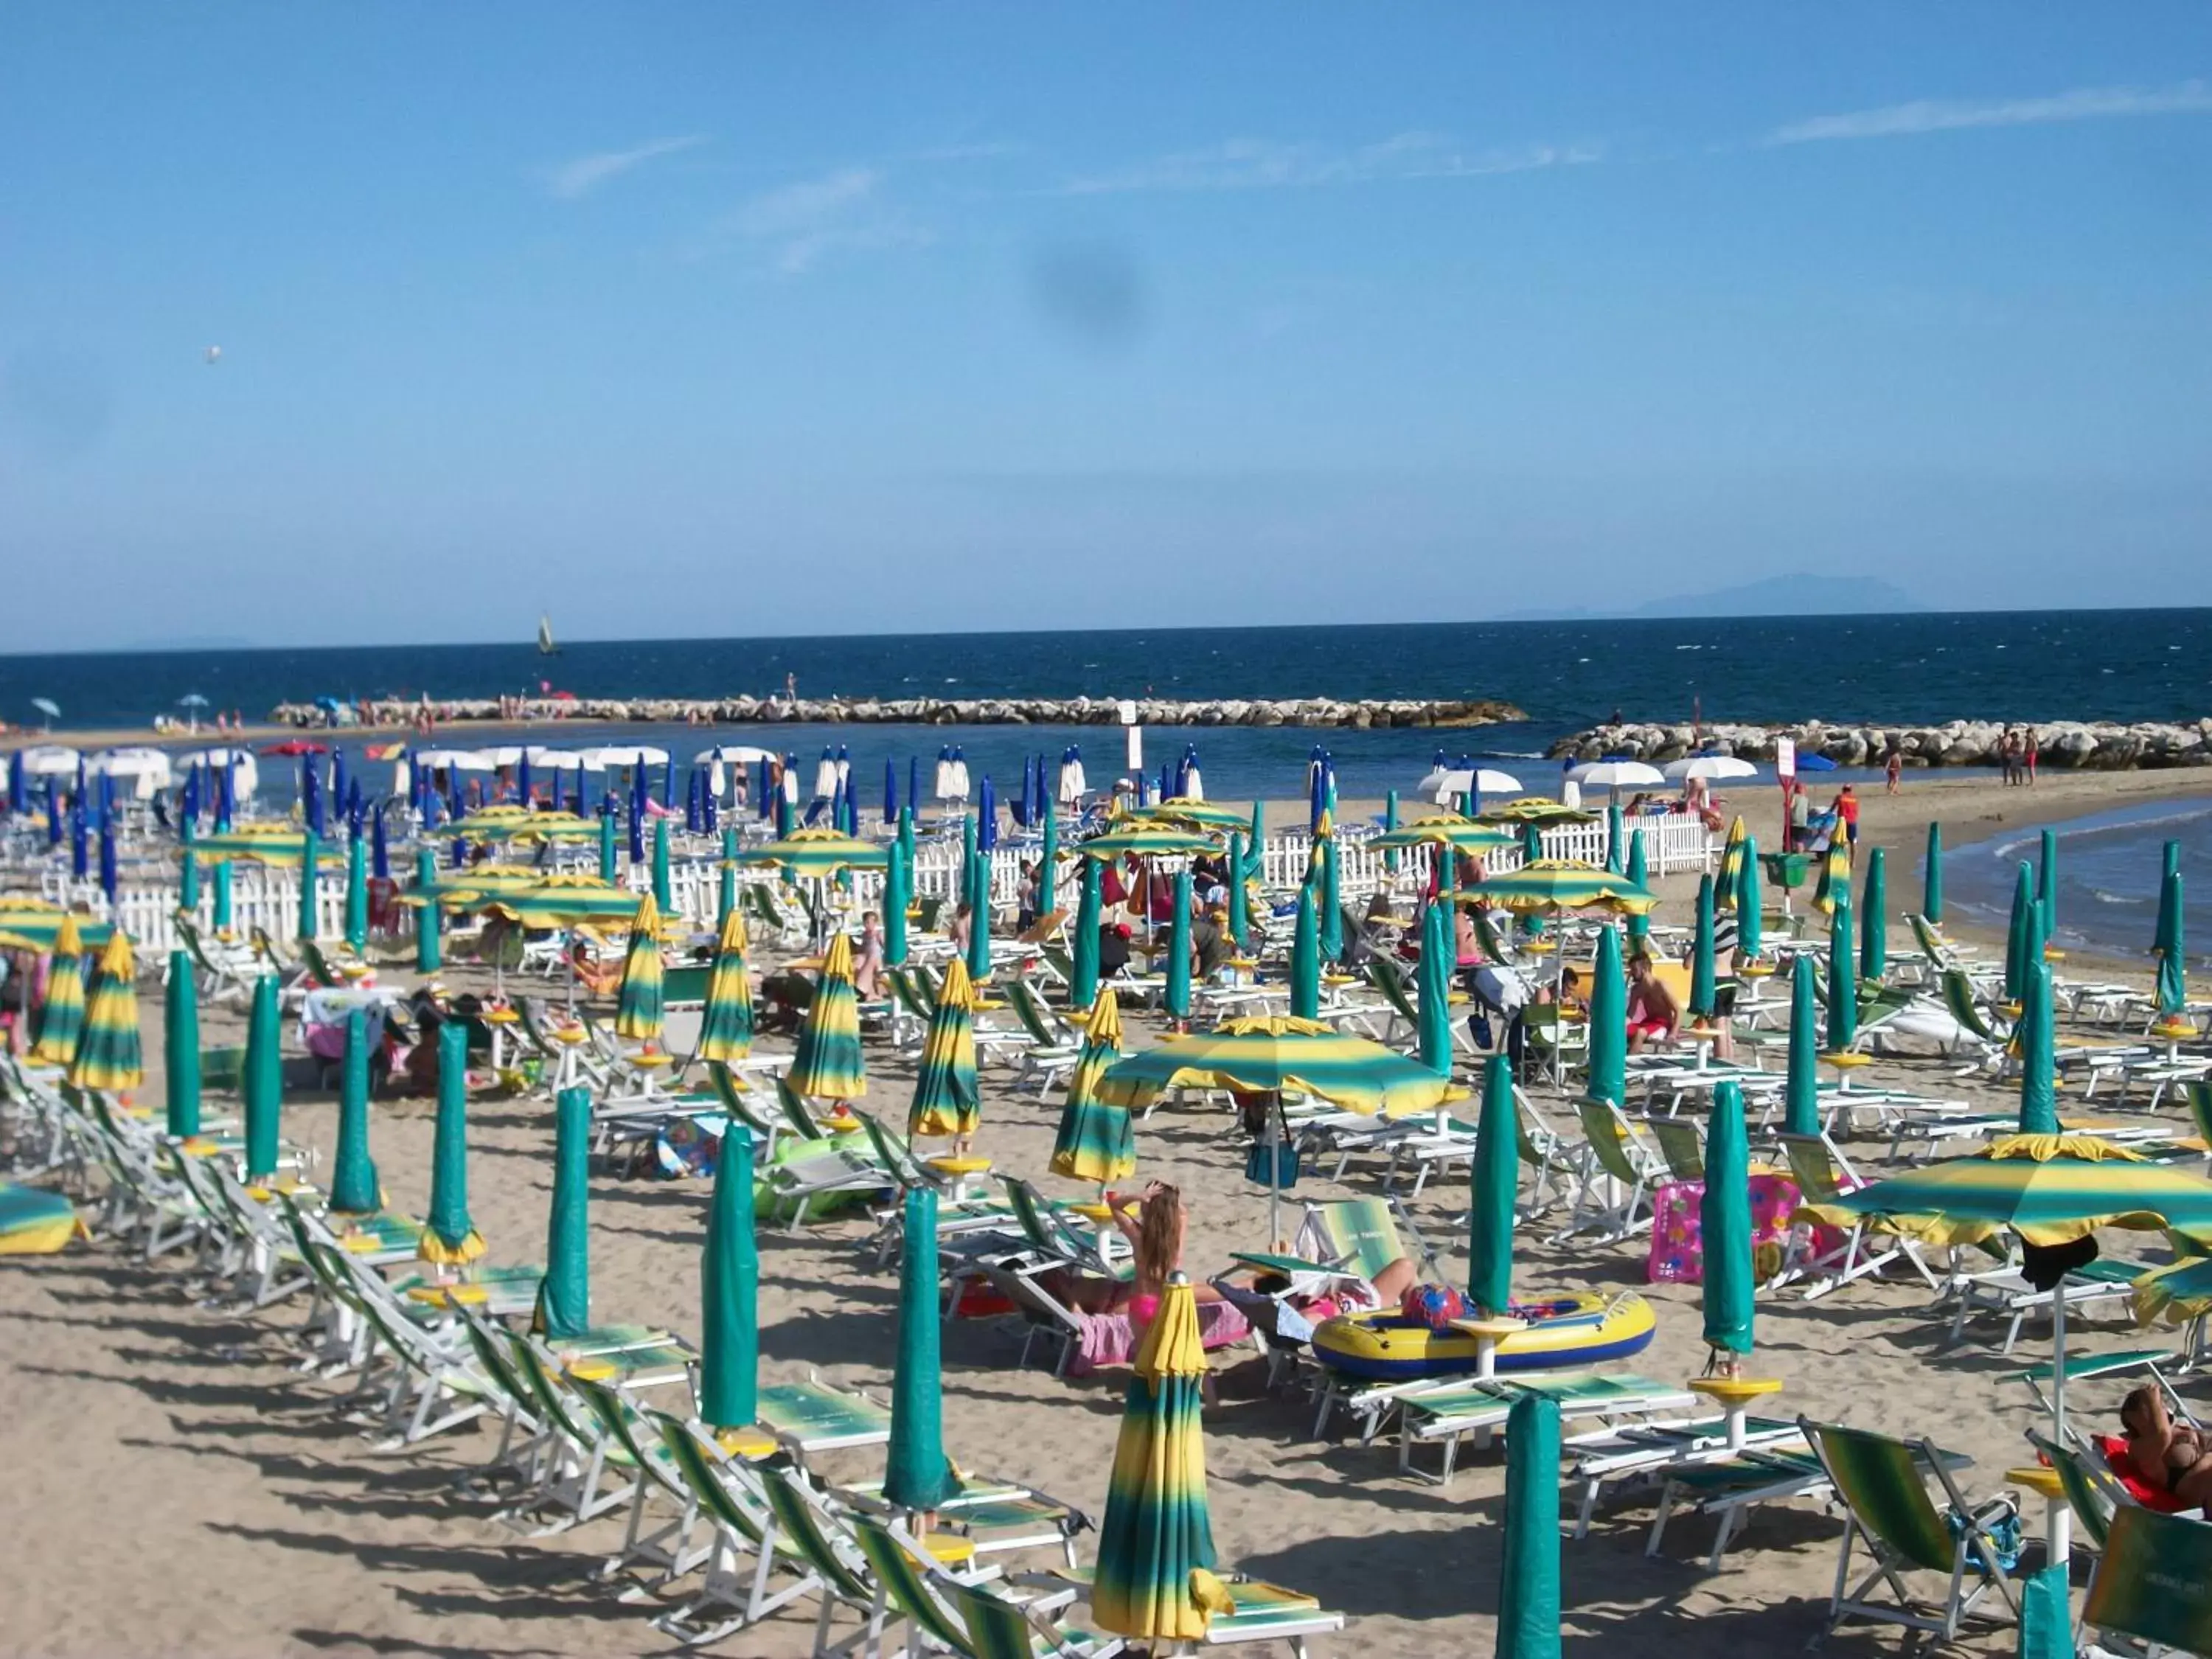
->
2121;1385;2212;1506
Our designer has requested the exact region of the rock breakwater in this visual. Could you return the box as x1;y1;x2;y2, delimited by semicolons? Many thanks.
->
1549;719;2212;771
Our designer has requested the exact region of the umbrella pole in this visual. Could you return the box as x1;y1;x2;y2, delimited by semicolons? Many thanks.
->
2050;1290;2072;1565
1267;1104;1281;1249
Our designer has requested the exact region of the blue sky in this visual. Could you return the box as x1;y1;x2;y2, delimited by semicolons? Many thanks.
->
4;4;2209;649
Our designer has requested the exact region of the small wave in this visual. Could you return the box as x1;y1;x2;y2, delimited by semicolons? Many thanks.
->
2089;887;2150;907
1676;644;1703;651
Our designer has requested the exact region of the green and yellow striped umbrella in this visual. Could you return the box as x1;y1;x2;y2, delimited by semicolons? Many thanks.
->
695;907;754;1063
433;808;598;844
0;900;114;955
189;826;348;867
30;914;88;1066
68;931;142;1093
397;864;548;908
908;955;981;1138
613;893;667;1042
1371;813;1517;854
1093;1015;1464;1118
1803;1135;2212;1249
738;826;888;880
469;877;645;933
1093;1275;1234;1645
1132;799;1253;833
1479;798;1596;827
1458;860;1658;917
787;930;866;1102
0;1180;85;1255
1719;814;1750;884
1813;831;1851;917
2133;1256;2212;1326
1051;989;1134;1186
1079;828;1222;860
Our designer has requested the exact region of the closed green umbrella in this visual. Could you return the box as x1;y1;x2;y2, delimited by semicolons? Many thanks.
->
1624;830;1649;945
243;973;282;1180
897;802;917;866
699;1123;759;1431
1226;833;1249;951
2006;861;2039;1004
2038;826;2058;943
883;840;911;969
1736;832;1764;963
1318;828;1343;963
1164;871;1193;1023
415;848;442;972
652;818;672;913
1783;955;1819;1138
1858;846;1887;982
2155;868;2186;1020
1382;789;1400;872
329;1008;380;1214
1418;900;1453;1077
180;832;201;916
1586;925;1626;1106
538;1085;591;1337
1245;801;1265;879
695;907;754;1063
1701;1079;1755;1363
213;858;233;931
2017;1565;2071;1659
964;839;992;985
717;828;738;927
1289;886;1320;1021
883;1186;954;1512
2020;964;2059;1136
1688;874;1717;1020
1497;1391;1562;1659
598;810;618;883
1467;1054;1516;1319
1606;802;1625;875
2154;838;2182;959
1040;792;1060;919
344;833;369;953
164;950;201;1138
420;1021;484;1265
614;893;667;1043
298;827;321;941
1923;822;1944;925
1070;858;1102;1011
1826;897;1857;1052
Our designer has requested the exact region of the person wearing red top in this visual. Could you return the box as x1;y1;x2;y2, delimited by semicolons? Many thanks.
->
1832;785;1861;863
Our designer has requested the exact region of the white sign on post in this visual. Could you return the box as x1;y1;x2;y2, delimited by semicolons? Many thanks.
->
1774;737;1796;781
1119;700;1142;771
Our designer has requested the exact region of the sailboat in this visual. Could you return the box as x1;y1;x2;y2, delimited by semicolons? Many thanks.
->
538;613;559;656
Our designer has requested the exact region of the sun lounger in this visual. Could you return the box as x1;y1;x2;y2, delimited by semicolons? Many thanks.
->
1552;1099;1664;1244
1565;1413;1809;1538
2079;1503;2212;1659
1644;1446;1838;1572
1394;1372;1698;1486
644;1411;822;1644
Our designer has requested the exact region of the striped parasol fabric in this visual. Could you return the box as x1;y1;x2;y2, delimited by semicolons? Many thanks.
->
1459;860;1658;916
1050;989;1135;1186
2133;1255;2212;1326
737;826;888;879
1371;813;1517;854
614;893;667;1041
467;875;642;932
695;906;755;1063
908;956;980;1138
431;807;598;843
1079;828;1222;860
1130;799;1251;833
1093;1276;1234;1644
1719;814;1750;884
0;899;114;955
68;931;142;1092
188;826;347;867
30;915;88;1066
1801;1135;2212;1248
787;931;866;1102
1478;797;1595;826
0;1181;85;1255
1093;1015;1463;1118
1813;832;1851;917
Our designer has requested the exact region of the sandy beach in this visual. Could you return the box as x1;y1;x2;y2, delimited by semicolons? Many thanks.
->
4;770;2209;1658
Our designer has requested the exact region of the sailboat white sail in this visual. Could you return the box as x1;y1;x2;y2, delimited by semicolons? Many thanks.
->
538;614;557;655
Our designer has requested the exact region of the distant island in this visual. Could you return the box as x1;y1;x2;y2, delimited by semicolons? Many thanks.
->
1499;573;1926;622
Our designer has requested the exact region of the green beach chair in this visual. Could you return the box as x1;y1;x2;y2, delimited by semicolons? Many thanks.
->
644;1408;820;1644
1799;1416;2023;1642
1554;1099;1662;1244
951;1579;1127;1659
755;1466;953;1655
754;1369;893;1458
2079;1502;2212;1658
502;1331;639;1532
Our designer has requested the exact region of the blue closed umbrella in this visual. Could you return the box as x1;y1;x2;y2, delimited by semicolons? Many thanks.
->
685;768;703;834
44;777;60;846
702;771;717;833
978;776;998;851
69;800;88;877
514;749;531;807
7;750;22;816
661;754;675;807
302;753;324;836
1016;755;1035;830
908;756;919;822
98;824;118;905
627;799;645;866
883;757;898;827
218;761;234;830
179;765;201;827
331;747;349;820
371;800;390;880
344;777;364;838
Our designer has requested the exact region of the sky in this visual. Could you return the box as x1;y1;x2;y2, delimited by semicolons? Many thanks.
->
3;4;2210;650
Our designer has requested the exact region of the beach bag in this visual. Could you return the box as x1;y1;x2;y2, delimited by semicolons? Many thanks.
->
1243;1100;1300;1191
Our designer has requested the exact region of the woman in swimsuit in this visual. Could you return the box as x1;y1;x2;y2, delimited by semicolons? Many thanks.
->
2121;1385;2212;1506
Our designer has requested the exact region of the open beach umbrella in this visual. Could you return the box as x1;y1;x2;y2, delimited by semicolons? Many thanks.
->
2019;964;2059;1136
1164;870;1194;1023
329;1009;380;1214
1467;1055;1517;1319
344;835;369;953
1419;899;1453;1077
2006;861;2041;1003
739;826;890;880
696;907;755;1064
0;904;112;957
30;916;88;1065
1080;827;1220;862
651;818;672;913
1702;1079;1755;1364
1093;1276;1231;1646
884;1186;954;1512
1624;830;1650;945
69;932;142;1093
1051;990;1134;1187
1688;874;1717;1020
1497;1391;1563;1659
699;1123;759;1431
420;1021;484;1265
1735;832;1764;963
1141;799;1251;835
2038;827;2059;942
908;956;980;1140
164;952;201;1138
787;931;866;1102
243;974;282;1181
1289;886;1321;1021
1857;846;1887;981
538;1086;591;1338
1826;897;1857;1052
614;894;667;1043
1782;955;1819;1138
1070;859;1102;1011
1096;1015;1460;1135
2131;1252;2212;1328
2154;867;2187;1020
1462;860;1658;917
1924;822;1944;924
1586;925;1627;1106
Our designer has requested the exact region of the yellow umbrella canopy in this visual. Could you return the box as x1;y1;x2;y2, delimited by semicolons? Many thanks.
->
1458;859;1658;916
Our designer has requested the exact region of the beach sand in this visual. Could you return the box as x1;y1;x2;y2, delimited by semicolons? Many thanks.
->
4;770;2208;1657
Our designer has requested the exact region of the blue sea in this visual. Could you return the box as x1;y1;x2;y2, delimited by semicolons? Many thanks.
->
4;608;2209;961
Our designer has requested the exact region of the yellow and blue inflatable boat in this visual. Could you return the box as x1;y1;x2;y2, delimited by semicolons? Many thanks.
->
1312;1290;1655;1382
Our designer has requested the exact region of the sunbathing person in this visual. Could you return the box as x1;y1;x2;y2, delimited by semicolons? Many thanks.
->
1626;950;1680;1052
2121;1385;2212;1506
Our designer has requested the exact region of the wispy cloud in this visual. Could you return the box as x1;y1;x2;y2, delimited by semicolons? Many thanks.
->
543;135;706;200
1059;131;1601;195
728;167;931;275
1768;79;2212;145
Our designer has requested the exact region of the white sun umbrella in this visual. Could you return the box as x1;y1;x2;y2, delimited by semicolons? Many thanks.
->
781;762;801;804
181;747;259;796
18;745;82;776
576;745;669;770
950;753;970;798
934;754;956;801
414;748;495;771
1568;759;1666;791
88;748;173;796
525;746;583;768
695;745;776;766
1662;754;1759;782
1183;760;1204;801
479;745;526;768
1058;751;1087;804
813;751;839;801
1418;765;1523;802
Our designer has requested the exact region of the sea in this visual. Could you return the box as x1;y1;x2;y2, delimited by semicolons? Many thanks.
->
4;608;2209;960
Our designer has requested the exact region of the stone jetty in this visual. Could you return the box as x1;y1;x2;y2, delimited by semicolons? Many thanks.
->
274;694;1526;731
1549;718;2212;770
